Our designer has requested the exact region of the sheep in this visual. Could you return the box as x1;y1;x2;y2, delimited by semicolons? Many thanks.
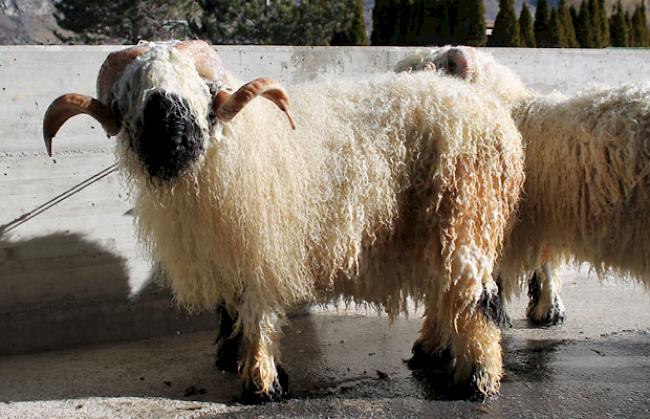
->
42;41;524;401
396;46;650;326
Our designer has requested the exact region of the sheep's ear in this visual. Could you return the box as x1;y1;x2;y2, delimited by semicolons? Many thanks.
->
443;48;475;80
213;78;296;130
43;94;121;156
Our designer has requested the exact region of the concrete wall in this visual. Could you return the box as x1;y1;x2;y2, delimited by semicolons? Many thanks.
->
2;46;650;355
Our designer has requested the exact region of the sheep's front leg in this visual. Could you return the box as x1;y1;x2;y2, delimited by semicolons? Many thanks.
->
526;262;565;325
238;309;288;403
450;286;503;399
411;278;503;399
494;275;512;329
214;303;242;373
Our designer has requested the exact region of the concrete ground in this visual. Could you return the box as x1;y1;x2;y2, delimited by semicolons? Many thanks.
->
1;267;649;418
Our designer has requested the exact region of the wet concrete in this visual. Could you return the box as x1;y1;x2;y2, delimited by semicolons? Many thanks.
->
1;267;649;418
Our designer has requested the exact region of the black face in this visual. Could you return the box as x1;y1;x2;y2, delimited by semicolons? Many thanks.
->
132;91;204;181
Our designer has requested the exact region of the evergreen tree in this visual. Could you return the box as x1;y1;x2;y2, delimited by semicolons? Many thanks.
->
396;0;419;45
454;0;487;46
534;0;550;47
196;0;350;45
547;7;566;46
625;10;633;45
631;2;649;47
576;0;594;47
519;2;536;47
559;0;579;47
640;1;649;46
610;0;629;46
413;0;440;45
570;5;579;31
371;0;396;45
332;0;369;45
55;0;200;44
490;0;521;46
587;0;602;47
438;0;459;44
599;0;610;47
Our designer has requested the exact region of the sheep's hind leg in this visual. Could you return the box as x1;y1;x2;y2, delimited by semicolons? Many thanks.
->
493;275;512;329
239;310;288;403
214;303;242;373
526;263;565;326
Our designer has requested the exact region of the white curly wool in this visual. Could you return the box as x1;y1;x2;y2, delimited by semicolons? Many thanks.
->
396;46;650;299
111;46;524;397
501;84;650;292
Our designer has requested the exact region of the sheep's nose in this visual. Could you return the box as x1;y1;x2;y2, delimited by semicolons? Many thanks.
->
135;91;204;180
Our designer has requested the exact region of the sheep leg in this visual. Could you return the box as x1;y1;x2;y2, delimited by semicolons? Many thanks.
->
239;310;288;403
447;279;504;400
526;262;566;325
494;275;512;329
408;313;453;370
411;280;503;399
214;303;242;373
450;308;503;399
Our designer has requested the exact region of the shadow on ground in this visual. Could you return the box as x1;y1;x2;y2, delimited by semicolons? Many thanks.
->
1;309;649;418
0;232;215;356
1;268;650;417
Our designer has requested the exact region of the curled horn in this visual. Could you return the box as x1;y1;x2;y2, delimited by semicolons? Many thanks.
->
42;46;147;156
214;78;296;130
42;94;121;156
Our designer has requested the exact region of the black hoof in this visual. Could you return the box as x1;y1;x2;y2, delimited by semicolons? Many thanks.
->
214;304;241;373
406;341;452;371
527;302;566;326
494;306;512;330
241;365;289;404
463;366;498;402
526;271;566;326
215;334;241;373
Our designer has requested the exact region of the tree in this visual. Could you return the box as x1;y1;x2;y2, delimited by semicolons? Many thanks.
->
438;0;459;44
454;0;487;46
547;7;566;47
55;0;200;44
371;0;400;45
412;0;437;45
534;0;550;47
610;0;629;46
558;0;579;47
625;9;633;45
598;0;610;47
332;0;369;45
587;0;602;47
196;0;351;45
576;0;594;47
490;0;521;46
631;2;649;47
519;2;536;47
570;5;579;31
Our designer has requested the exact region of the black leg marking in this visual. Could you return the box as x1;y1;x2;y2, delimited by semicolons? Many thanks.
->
464;365;498;401
241;364;289;404
214;304;242;373
526;271;566;326
527;271;542;310
477;283;510;329
406;340;453;371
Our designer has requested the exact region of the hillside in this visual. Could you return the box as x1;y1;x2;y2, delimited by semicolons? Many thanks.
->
0;0;60;44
